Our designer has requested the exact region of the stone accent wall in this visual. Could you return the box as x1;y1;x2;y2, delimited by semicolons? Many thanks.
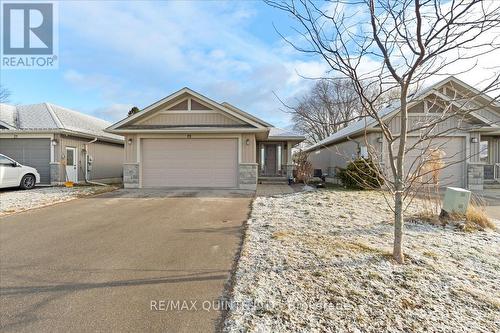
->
50;162;62;185
467;163;484;190
239;163;257;190
124;163;139;188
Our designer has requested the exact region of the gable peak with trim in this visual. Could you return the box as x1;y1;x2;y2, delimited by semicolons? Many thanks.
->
107;87;275;132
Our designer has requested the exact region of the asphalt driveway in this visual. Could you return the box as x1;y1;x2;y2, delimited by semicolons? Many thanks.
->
0;189;253;333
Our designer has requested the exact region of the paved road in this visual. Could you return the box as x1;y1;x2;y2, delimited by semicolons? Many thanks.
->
0;189;252;333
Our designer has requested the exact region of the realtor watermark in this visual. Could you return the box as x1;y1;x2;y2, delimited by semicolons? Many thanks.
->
150;299;336;312
1;1;58;69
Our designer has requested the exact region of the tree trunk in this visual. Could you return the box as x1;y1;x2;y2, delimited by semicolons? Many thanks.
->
393;85;409;264
393;190;404;263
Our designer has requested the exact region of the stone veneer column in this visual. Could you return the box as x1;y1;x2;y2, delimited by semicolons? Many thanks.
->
123;163;140;188
50;162;62;185
467;163;483;190
239;163;258;190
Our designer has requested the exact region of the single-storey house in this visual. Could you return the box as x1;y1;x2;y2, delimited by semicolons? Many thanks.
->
306;76;500;190
0;103;124;185
106;88;305;189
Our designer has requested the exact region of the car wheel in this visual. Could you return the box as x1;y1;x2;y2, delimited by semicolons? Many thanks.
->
20;174;36;190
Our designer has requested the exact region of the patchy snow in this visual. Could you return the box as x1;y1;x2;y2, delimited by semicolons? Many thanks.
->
224;189;500;333
0;186;118;216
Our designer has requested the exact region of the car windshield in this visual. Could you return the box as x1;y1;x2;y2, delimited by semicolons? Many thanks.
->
0;155;16;165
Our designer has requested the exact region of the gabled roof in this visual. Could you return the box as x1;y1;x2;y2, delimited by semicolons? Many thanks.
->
0;103;123;143
106;87;271;132
305;76;499;152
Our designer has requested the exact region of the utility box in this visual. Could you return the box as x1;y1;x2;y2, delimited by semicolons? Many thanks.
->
441;187;471;215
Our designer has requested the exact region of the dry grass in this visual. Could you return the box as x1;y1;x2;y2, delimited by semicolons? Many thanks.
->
463;205;496;231
413;193;496;232
271;231;292;240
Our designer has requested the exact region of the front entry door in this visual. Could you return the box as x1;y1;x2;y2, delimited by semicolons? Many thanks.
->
264;144;277;176
65;147;78;182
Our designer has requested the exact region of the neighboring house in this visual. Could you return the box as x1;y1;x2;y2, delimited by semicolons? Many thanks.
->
106;88;305;189
0;103;124;185
306;76;500;190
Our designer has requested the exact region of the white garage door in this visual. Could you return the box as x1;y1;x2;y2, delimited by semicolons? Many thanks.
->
141;138;238;188
405;136;465;187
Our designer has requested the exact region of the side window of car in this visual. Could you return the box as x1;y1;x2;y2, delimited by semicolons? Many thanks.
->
0;156;14;166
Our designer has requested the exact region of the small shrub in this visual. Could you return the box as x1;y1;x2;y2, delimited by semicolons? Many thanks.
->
294;150;313;184
336;158;384;189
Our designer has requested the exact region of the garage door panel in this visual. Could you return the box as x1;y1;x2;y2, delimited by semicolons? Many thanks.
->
0;138;51;184
141;139;238;188
405;137;465;187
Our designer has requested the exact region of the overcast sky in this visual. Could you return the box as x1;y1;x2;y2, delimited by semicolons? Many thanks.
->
2;0;498;128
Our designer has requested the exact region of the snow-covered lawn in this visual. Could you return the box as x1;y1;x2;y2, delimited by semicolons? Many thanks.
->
224;189;499;333
0;185;118;216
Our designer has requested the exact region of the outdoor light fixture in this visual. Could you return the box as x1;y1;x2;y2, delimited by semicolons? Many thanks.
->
51;139;58;146
127;138;133;145
245;139;250;145
471;137;478;143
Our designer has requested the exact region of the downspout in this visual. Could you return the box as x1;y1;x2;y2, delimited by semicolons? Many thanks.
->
346;135;362;158
84;138;107;186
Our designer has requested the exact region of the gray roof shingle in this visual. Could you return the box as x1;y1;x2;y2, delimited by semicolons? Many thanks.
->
0;103;123;142
268;127;304;139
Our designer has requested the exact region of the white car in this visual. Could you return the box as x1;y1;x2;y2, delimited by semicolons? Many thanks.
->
0;154;41;190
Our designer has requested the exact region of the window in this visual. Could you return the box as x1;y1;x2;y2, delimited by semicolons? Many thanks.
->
260;146;265;168
0;156;15;166
66;149;74;166
479;140;489;163
277;145;282;171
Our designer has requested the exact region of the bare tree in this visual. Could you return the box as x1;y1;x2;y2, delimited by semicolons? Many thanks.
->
287;79;365;143
0;85;11;103
266;0;500;263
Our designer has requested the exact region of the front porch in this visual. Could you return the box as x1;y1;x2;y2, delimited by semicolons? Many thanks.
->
468;134;500;190
257;141;293;184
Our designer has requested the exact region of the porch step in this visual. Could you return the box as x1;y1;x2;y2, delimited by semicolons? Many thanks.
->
258;177;288;185
484;182;500;189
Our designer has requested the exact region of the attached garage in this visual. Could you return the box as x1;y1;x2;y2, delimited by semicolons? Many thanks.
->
0;138;51;184
141;138;238;188
405;136;466;188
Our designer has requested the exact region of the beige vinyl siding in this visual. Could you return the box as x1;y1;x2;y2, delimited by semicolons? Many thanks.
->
124;134;137;163
387;114;469;134
58;135;123;181
309;139;359;173
241;134;256;163
141;138;238;188
470;132;481;162
136;112;244;126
